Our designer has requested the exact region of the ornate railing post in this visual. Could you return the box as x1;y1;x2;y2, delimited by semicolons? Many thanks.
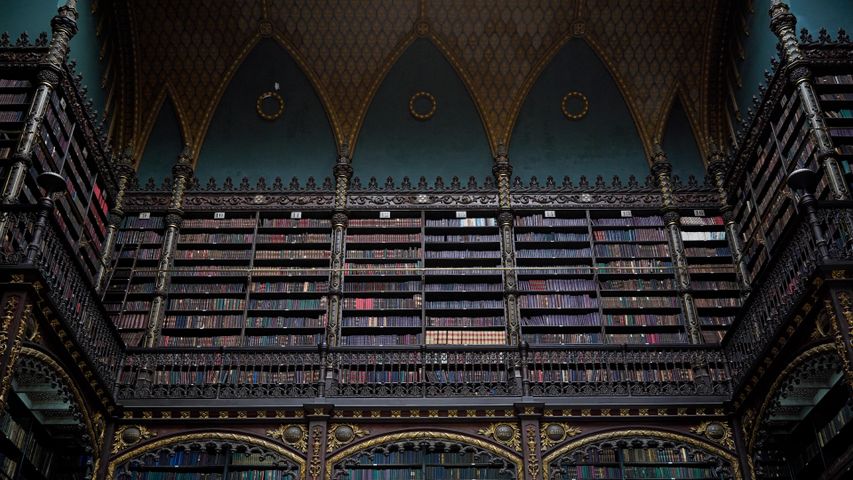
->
0;0;79;240
144;146;193;347
706;150;751;296
95;147;135;293
326;145;352;349
769;1;851;200
0;289;31;413
24;173;67;264
493;145;521;345
651;146;710;386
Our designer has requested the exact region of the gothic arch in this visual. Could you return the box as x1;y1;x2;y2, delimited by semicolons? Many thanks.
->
134;87;189;169
107;431;306;479
543;428;741;480
655;85;709;161
325;430;523;480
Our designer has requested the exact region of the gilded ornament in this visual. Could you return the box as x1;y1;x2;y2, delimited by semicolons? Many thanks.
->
525;425;539;479
267;424;308;452
408;91;437;121
561;91;589;120
256;91;285;121
690;421;734;450
539;423;582;450
326;424;369;452
113;425;157;453
478;423;521;452
310;425;323;480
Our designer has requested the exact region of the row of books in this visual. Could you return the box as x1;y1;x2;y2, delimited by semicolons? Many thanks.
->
0;111;24;122
248;298;327;310
348;218;421;228
257;233;330;243
260;218;330;228
424;300;503;309
168;298;246;310
244;334;324;346
622;466;713;478
523;314;599;326
592;229;667;242
175;250;252;260
255;250;330;260
183;218;257;229
342;297;422;310
137;450;230;466
563;465;620;478
251;281;328;293
0;79;31;88
699;316;734;326
119;248;160;260
124;217;164;229
816;74;853;85
424;330;505;344
170;283;245;294
516;214;587;227
520;294;599;309
348;248;422;259
340;334;422;346
425;234;500;243
180;233;254;244
599;296;679;309
424;282;502;292
826;109;853;119
0;413;54;476
594;244;669;258
516;232;589;242
682;231;726;241
164;315;244;329
517;247;591;258
425;250;500;259
680;216;725;226
425;218;497;227
520;278;597;291
600;278;675;290
592;217;663;227
694;298;740;308
159;335;242;347
427;316;504;327
347;233;420;243
603;314;681;326
116;230;162;244
342;316;422;327
245;316;326;328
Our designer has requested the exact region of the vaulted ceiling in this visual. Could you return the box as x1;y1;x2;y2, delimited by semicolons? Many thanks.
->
101;0;731;166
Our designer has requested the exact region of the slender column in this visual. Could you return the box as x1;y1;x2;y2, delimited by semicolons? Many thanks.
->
706;151;751;296
94;148;135;293
0;290;30;412
305;405;332;480
326;146;352;348
493;145;521;345
516;403;543;480
769;1;851;200
650;146;703;345
0;1;79;240
144;146;193;348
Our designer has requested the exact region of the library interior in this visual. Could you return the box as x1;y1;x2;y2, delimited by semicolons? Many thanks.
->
1;0;853;479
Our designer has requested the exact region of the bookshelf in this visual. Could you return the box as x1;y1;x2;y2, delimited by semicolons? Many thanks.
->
0;392;91;480
10;82;113;283
343;211;424;346
550;443;724;480
337;445;514;480
115;443;299;480
423;211;504;345
680;211;740;343
102;213;164;347
591;210;685;346
816;73;853;191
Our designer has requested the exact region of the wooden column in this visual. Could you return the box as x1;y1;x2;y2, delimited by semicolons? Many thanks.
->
0;0;79;240
94;148;135;293
516;403;544;480
706;152;751;296
326;146;352;348
769;1;851;200
144;146;193;347
493;145;521;345
305;404;332;480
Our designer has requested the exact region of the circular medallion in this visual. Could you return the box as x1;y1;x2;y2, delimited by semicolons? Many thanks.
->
561;91;589;120
334;425;355;443
409;91;437;121
704;422;726;440
120;426;142;445
545;423;566;442
283;425;303;444
494;424;515;442
257;91;285;121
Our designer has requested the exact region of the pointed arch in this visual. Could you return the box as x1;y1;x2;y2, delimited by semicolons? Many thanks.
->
354;37;492;180
543;428;742;480
325;430;524;480
107;431;306;479
135;90;186;181
134;86;189;167
192;31;343;164
655;85;710;161
502;32;652;159
658;89;708;180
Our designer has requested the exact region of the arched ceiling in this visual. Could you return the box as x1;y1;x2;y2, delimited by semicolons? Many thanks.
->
107;0;724;166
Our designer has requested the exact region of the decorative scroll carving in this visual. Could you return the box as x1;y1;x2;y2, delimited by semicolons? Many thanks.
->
539;423;582;450
113;425;157;453
478;423;521;452
266;424;308;452
326;424;369;452
690;422;734;451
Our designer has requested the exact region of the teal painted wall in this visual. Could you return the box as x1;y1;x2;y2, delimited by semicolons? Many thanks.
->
790;0;853;36
137;98;182;182
355;39;492;182
195;38;335;182
1;1;105;119
661;99;705;181
510;39;647;181
735;0;775;121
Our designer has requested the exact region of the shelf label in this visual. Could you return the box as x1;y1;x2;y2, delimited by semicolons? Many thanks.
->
544;210;556;218
693;209;706;217
620;210;632;217
379;211;391;219
138;212;151;219
455;211;467;218
290;211;302;219
214;212;226;219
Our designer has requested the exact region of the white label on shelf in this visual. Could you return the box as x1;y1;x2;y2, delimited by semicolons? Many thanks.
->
138;212;151;219
620;210;632;217
290;211;302;219
214;212;226;219
274;82;280;91
379;211;391;219
693;209;706;217
544;210;556;218
456;211;467;218
59;97;66;109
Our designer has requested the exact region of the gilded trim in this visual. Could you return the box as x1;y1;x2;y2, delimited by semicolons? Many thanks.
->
107;431;306;480
324;431;523;480
542;429;742;480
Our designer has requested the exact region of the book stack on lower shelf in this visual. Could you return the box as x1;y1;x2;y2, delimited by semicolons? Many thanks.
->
552;445;721;480
339;447;513;480
117;444;298;480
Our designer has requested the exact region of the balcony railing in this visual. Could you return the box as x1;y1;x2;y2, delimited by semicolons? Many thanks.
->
116;344;730;401
0;208;125;389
